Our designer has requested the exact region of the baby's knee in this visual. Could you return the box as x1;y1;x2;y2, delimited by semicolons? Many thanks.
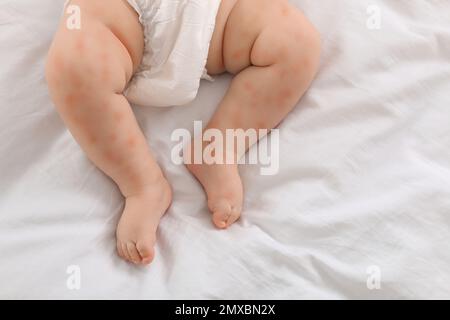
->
46;34;99;92
47;23;127;94
285;17;321;80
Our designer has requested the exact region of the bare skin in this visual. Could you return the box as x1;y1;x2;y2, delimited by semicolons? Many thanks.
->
46;0;321;265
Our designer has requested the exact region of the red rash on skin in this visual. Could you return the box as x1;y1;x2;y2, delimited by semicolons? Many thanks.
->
86;132;98;144
51;52;64;71
110;133;118;142
64;93;78;106
244;81;256;97
243;81;255;93
256;120;267;129
277;89;294;105
249;96;259;109
90;5;101;17
281;7;290;17
100;52;109;61
231;114;240;126
126;136;137;148
243;81;260;104
100;53;110;81
70;73;83;88
72;113;82;122
278;68;288;80
232;49;246;60
294;31;305;43
113;111;125;123
104;150;120;163
265;96;274;107
101;68;110;81
229;107;242;128
77;118;91;131
75;38;85;53
292;63;303;74
129;172;144;187
277;45;289;58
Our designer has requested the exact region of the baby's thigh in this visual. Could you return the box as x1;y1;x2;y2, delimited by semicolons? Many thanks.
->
222;0;293;74
67;0;144;66
226;0;321;87
47;1;145;100
47;18;131;100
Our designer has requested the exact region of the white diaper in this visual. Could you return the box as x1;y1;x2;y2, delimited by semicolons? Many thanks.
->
124;0;222;107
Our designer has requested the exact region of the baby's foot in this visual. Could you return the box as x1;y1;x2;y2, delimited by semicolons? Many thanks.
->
116;177;172;265
187;162;243;229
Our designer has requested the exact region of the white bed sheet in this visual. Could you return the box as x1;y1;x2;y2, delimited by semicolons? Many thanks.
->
0;0;449;299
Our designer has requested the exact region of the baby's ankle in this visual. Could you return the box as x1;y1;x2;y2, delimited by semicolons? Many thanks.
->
120;172;171;199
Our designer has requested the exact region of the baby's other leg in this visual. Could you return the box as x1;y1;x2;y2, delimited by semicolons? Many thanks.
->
188;0;321;228
46;5;171;265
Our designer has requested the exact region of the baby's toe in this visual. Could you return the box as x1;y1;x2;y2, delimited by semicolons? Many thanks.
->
136;240;155;265
120;242;133;262
126;242;142;264
211;199;241;229
213;210;230;229
226;205;242;226
117;241;125;259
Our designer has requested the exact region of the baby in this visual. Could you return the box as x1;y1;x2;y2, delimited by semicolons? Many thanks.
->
46;0;321;265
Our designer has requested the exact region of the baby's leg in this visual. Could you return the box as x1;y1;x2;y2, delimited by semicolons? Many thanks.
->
188;0;321;228
46;0;171;265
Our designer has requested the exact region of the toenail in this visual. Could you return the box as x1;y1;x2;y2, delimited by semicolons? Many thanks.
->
218;221;227;228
